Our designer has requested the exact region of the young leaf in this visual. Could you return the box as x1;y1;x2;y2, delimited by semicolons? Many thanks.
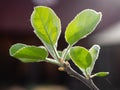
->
10;43;26;56
65;9;102;45
58;50;70;61
91;72;109;78
62;49;71;61
69;46;92;71
9;43;48;63
88;45;100;75
31;6;61;59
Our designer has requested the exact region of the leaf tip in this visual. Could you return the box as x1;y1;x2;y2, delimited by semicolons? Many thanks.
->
91;72;109;78
9;43;26;57
93;44;101;50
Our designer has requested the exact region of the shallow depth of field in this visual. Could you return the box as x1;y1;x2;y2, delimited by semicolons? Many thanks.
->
0;0;120;90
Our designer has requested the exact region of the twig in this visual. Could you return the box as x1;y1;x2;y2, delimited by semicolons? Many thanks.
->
63;61;99;90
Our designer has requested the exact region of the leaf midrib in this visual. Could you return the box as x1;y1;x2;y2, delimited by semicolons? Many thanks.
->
36;9;59;59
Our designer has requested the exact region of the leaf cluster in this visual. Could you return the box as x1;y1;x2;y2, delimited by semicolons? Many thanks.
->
9;6;109;80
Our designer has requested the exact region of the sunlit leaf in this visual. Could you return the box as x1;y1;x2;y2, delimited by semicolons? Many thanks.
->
65;9;102;45
31;6;61;59
9;43;48;63
87;45;100;75
69;46;92;70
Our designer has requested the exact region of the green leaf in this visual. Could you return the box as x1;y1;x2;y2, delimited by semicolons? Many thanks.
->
88;45;100;75
65;9;102;45
69;46;92;70
91;72;109;78
10;43;26;56
58;51;62;57
58;50;70;61
9;43;48;63
31;6;61;59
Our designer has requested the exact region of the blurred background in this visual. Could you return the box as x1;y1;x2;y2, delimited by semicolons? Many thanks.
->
0;0;120;90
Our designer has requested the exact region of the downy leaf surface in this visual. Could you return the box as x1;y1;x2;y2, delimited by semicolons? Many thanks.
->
31;6;61;59
70;46;92;71
65;9;102;45
10;43;48;63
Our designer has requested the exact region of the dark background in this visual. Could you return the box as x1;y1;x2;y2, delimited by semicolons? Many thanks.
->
0;0;120;90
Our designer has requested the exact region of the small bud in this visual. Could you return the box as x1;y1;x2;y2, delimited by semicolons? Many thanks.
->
58;67;65;71
91;72;109;78
59;58;65;64
96;72;109;77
